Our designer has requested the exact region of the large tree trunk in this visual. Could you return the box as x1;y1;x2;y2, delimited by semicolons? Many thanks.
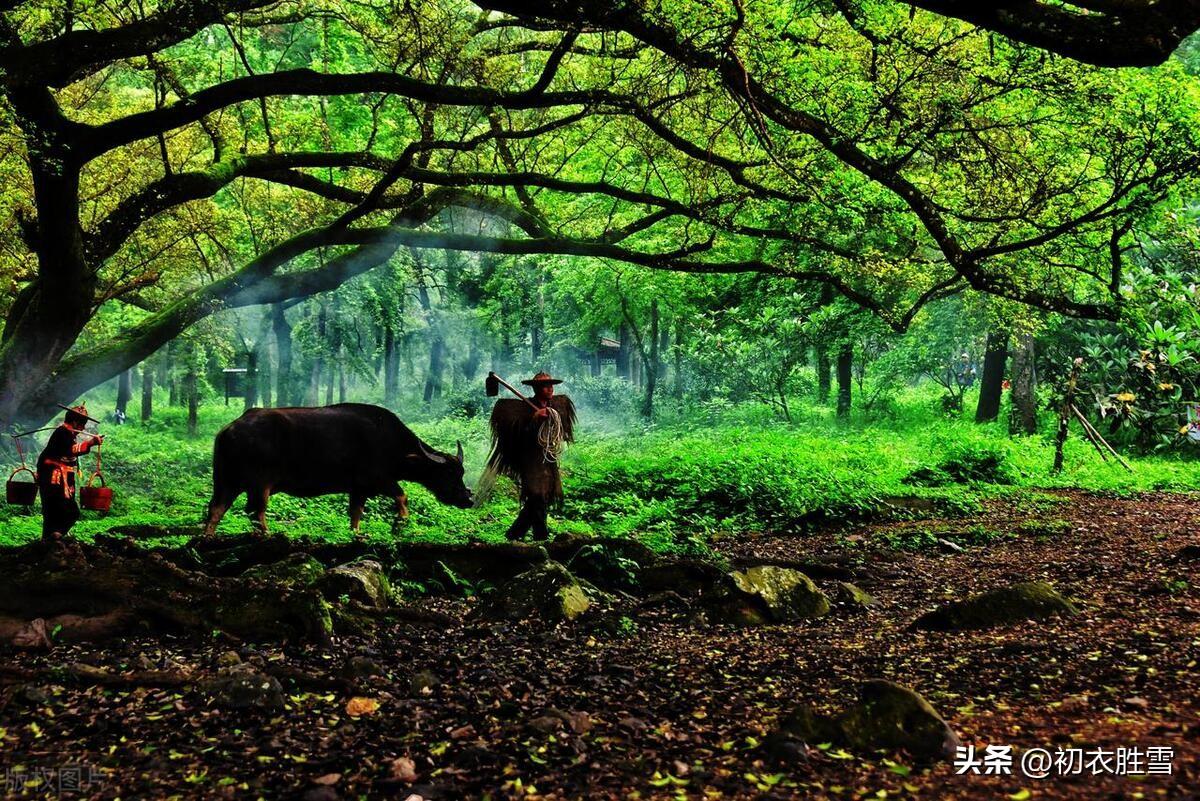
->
306;302;326;407
273;302;293;406
641;300;659;419
185;368;199;436
1010;334;1038;434
424;339;445;403
140;359;154;421
616;322;631;380
673;317;684;399
836;345;853;418
259;339;272;408
816;347;832;403
115;368;132;416
975;329;1009;423
0;127;94;431
383;325;399;408
416;266;443;403
168;345;179;407
244;349;259;410
461;334;482;382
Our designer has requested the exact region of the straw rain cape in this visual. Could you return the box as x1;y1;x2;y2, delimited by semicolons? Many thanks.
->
484;396;576;505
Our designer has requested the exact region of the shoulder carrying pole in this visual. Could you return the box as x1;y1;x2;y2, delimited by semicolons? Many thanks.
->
486;372;538;410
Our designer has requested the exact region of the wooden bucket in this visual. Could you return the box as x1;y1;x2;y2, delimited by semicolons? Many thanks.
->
80;471;113;512
6;466;37;505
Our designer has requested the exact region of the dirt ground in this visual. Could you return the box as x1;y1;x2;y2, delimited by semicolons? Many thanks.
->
2;491;1198;800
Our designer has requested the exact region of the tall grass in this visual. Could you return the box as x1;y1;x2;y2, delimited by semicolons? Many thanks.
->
1;387;1196;549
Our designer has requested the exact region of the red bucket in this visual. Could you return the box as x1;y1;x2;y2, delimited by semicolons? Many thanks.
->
6;466;37;505
80;471;113;512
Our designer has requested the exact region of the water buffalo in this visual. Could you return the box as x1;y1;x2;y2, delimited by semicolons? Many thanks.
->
202;403;473;536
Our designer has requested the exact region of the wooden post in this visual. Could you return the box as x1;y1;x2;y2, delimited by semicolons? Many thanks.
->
1052;357;1083;474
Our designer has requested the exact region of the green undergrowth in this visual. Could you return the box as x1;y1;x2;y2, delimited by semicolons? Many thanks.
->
1;390;1197;551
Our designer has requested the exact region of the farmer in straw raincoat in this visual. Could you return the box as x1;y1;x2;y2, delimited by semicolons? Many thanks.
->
486;372;576;541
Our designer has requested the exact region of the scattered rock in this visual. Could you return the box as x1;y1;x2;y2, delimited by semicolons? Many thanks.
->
779;680;959;762
830;581;877;610
527;715;565;734
760;731;811;766
241;553;325;588
217;650;242;667
341;655;382;680
201;668;285;711
1173;544;1200;563
474;561;592;623
835;680;960;760
410;669;440;695
729;566;830;622
913;581;1078;630
302;787;340;801
389;756;418;782
321;559;392;609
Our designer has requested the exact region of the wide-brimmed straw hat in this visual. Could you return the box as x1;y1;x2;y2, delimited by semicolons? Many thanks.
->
56;402;101;424
521;371;563;386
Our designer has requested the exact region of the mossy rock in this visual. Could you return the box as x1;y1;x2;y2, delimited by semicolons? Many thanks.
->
778;681;959;762
475;561;592;624
321;558;392;610
830;581;877;611
242;553;325;589
914;581;1077;630
834;680;960;761
216;588;334;644
730;566;830;621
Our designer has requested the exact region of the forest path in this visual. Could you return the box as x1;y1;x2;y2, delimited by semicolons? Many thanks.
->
1;492;1197;800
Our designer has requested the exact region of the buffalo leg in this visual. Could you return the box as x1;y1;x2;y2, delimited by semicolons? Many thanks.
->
389;490;409;536
203;487;237;537
246;486;270;534
349;494;367;534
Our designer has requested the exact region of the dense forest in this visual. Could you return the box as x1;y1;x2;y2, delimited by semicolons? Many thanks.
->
2;1;1200;799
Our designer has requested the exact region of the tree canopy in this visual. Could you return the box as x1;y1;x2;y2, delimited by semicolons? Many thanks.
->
2;0;1200;427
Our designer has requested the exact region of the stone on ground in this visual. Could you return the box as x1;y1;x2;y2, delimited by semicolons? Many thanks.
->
321;558;392;609
729;565;831;622
201;665;285;711
241;553;325;588
830;581;877;610
780;680;959;762
913;580;1078;630
475;561;592;623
